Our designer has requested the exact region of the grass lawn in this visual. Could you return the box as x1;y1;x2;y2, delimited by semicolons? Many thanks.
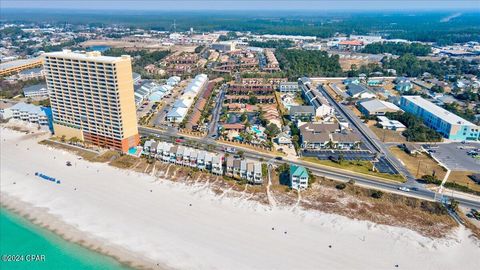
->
390;146;446;178
369;124;407;143
300;157;405;182
449;171;480;192
389;146;480;192
293;94;305;106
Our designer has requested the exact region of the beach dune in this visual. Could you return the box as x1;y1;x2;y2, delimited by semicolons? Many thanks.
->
1;128;479;270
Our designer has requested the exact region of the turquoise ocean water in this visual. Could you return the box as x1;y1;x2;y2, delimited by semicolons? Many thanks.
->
0;207;131;270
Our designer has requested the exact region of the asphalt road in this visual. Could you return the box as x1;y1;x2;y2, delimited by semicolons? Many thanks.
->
206;84;226;139
317;85;415;182
138;126;480;209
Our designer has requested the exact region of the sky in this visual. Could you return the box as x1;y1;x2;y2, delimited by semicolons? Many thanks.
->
2;0;480;11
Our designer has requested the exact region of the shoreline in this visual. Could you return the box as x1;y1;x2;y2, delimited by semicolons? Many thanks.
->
0;193;167;270
2;127;480;269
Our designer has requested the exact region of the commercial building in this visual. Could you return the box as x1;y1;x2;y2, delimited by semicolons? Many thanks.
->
358;99;402;116
400;96;479;141
0;57;43;76
211;41;236;52
338;40;364;51
23;84;48;98
376;116;406;131
346;84;376;99
290;165;309;190
43;50;139;152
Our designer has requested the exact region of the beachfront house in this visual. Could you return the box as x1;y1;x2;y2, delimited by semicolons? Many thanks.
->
182;147;191;166
143;139;155;153
226;157;234;176
189;149;198;167
246;163;255;182
176;146;185;165
212;155;224;175
161;142;173;162
139;139;266;181
240;160;247;179
233;159;241;178
150;141;159;155
290;165;309;190
253;163;263;184
197;151;206;169
205;153;213;171
169;145;178;163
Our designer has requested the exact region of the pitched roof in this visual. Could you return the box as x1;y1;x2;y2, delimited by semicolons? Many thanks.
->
339;40;364;46
299;123;339;134
290;105;315;115
290;165;308;178
23;83;47;93
347;84;370;96
359;99;401;113
331;133;361;143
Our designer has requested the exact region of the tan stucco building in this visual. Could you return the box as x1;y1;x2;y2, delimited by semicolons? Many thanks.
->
43;50;139;152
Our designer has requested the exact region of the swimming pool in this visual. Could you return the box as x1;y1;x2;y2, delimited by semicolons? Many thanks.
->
128;147;137;155
251;126;262;134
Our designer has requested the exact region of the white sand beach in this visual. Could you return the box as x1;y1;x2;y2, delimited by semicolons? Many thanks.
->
1;127;479;270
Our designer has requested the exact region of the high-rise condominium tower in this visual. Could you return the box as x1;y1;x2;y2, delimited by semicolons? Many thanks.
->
43;50;139;152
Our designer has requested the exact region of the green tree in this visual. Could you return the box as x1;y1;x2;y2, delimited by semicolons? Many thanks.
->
265;123;280;139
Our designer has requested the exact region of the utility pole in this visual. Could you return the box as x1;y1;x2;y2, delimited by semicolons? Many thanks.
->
415;160;421;178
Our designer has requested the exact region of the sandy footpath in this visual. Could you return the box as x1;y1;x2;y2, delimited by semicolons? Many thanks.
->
1;127;479;270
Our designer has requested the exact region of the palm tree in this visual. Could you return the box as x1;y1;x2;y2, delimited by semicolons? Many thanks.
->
326;140;335;149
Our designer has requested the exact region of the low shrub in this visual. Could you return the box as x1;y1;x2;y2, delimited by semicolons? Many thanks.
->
371;190;384;199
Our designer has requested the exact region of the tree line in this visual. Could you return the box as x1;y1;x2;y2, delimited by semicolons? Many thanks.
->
275;49;343;80
361;42;431;56
384;112;443;142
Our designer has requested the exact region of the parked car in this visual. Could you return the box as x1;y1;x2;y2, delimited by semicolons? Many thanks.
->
225;147;237;154
66;161;72;166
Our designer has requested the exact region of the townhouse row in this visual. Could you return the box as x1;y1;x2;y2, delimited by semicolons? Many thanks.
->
225;157;263;184
143;140;263;184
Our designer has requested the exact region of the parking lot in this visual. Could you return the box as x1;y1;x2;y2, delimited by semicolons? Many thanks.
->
301;150;397;174
303;150;374;160
426;142;480;172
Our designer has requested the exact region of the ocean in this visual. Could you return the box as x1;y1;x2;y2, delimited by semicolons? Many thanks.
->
0;207;131;270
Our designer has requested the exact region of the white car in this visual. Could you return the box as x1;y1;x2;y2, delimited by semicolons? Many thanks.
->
398;186;410;192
